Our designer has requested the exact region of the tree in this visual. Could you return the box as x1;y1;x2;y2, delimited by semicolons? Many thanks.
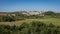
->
44;11;56;16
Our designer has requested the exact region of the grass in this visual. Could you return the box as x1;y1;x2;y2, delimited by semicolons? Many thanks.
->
0;18;60;26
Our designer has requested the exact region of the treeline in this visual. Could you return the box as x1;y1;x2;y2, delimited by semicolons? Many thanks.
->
0;15;25;22
0;16;16;22
0;14;43;22
0;21;60;34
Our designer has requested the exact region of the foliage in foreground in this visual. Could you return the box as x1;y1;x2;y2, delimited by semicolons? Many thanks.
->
0;21;60;34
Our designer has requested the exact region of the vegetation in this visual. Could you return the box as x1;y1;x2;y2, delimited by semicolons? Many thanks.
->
0;11;60;34
0;11;60;22
44;11;56;16
0;21;60;34
0;16;16;22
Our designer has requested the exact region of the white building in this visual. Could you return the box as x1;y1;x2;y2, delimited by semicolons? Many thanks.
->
22;11;44;16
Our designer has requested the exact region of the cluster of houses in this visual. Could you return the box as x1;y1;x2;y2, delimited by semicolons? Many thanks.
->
0;11;45;16
21;11;44;16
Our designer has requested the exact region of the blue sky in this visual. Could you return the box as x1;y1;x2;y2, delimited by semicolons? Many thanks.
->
0;0;60;12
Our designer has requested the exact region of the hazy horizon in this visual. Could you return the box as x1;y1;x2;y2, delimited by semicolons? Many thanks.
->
0;0;60;12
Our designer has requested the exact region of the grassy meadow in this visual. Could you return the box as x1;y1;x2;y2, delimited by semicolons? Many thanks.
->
0;17;60;26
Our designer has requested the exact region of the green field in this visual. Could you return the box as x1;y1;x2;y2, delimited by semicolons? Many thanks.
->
0;18;60;26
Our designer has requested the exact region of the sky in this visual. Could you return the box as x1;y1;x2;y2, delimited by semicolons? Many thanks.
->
0;0;60;12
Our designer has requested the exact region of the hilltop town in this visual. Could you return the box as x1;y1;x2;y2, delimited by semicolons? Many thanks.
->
0;11;44;16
